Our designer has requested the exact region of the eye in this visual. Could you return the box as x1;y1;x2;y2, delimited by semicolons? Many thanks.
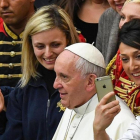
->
61;74;67;79
34;44;45;50
51;43;61;48
136;54;140;59
120;15;125;20
60;73;69;82
121;57;129;63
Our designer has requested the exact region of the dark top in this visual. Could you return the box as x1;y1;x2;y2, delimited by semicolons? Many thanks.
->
0;66;64;140
74;15;98;44
0;18;22;87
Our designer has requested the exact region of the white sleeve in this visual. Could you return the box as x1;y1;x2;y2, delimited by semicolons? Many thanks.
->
119;116;140;140
109;116;140;140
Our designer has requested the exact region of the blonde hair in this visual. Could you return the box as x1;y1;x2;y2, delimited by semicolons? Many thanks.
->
20;5;79;87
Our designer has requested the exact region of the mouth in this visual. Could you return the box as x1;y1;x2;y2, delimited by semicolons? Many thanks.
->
115;3;124;10
1;11;13;15
132;73;140;77
43;58;56;64
59;92;67;98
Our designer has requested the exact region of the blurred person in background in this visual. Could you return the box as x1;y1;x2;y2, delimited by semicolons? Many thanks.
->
58;0;110;44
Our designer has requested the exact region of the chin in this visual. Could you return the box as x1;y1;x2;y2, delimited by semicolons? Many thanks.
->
61;102;72;109
135;81;140;86
130;77;140;86
116;9;121;14
61;101;67;107
44;65;54;70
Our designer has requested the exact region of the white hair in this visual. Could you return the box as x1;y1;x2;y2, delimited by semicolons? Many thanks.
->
75;57;105;78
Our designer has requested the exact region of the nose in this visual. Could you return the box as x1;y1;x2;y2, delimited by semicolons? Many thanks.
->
119;18;129;29
44;46;53;57
129;59;139;71
53;76;63;89
0;0;9;8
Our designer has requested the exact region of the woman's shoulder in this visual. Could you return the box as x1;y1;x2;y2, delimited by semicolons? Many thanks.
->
103;8;118;16
100;8;118;22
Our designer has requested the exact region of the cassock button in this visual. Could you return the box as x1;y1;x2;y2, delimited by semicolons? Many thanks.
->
73;125;76;128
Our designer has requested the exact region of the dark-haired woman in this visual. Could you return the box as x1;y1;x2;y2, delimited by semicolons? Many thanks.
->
58;0;110;44
93;18;140;140
106;18;140;116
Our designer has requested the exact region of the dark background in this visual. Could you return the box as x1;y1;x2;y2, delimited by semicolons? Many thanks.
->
35;0;60;8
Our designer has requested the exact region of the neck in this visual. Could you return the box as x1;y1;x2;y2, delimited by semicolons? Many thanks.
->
9;7;35;35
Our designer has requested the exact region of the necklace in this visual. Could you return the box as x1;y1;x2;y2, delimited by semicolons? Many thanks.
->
63;99;91;140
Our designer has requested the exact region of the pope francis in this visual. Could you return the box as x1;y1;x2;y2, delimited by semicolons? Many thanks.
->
52;43;135;140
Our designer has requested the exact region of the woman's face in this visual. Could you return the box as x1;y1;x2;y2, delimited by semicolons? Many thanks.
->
108;0;126;13
119;42;140;86
119;3;140;28
32;28;68;70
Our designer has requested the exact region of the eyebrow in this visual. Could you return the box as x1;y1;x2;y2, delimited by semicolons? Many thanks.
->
120;50;140;56
121;12;140;19
33;42;43;45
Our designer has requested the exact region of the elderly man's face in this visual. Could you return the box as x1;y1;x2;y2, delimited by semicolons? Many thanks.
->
0;0;34;26
54;51;90;109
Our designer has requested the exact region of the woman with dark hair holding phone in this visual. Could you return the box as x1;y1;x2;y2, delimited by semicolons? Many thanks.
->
106;0;140;116
94;18;140;140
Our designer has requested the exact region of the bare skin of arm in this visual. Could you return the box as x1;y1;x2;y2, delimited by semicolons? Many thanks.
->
0;89;6;112
93;92;121;140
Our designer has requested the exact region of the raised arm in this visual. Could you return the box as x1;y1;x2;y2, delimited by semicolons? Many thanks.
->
0;87;23;140
93;92;120;140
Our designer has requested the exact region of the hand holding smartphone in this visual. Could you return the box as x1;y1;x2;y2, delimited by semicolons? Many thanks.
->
95;76;116;103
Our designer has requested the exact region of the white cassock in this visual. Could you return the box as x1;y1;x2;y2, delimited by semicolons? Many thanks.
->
53;94;136;140
117;116;140;140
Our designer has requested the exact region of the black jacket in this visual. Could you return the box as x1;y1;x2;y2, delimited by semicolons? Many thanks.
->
0;76;64;140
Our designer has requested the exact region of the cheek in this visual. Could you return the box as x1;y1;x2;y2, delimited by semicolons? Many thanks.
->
122;63;129;74
55;46;66;55
108;1;115;8
119;20;123;29
33;49;42;58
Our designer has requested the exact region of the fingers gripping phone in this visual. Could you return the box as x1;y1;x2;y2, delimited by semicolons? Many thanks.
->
95;76;116;103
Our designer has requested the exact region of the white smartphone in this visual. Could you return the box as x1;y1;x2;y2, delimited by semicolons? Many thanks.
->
95;76;116;103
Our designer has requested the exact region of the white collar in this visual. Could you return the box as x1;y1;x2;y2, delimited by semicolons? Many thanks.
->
73;94;98;115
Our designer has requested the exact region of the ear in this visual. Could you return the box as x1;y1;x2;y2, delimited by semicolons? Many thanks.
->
86;74;97;92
